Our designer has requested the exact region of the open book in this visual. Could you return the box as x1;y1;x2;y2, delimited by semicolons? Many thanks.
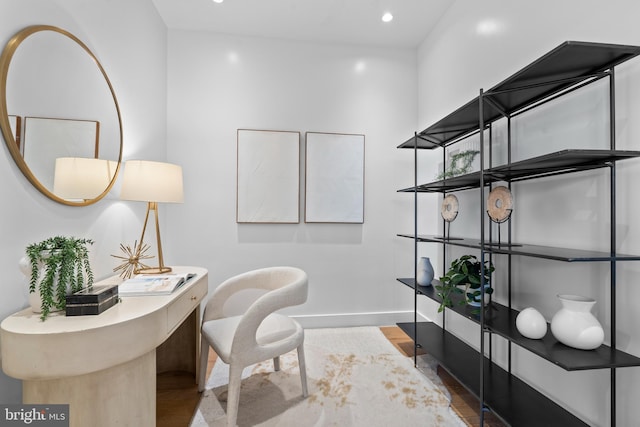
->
118;272;196;296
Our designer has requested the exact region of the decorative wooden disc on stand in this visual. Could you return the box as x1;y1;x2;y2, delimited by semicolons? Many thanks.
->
437;194;462;240
441;194;459;222
487;186;513;223
486;185;518;247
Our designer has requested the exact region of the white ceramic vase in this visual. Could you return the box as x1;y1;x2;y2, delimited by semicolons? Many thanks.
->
416;257;434;287
515;307;547;339
550;294;604;350
20;256;45;313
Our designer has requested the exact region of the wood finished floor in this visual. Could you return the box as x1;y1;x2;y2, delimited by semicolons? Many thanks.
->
157;326;505;427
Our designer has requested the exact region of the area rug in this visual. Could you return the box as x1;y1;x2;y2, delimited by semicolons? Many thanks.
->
189;326;466;427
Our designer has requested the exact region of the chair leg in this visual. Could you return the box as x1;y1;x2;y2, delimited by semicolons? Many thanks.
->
226;363;243;427
273;356;280;371
197;335;209;392
297;343;308;397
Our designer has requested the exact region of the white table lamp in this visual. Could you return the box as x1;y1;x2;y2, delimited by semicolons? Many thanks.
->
53;157;117;201
120;160;184;274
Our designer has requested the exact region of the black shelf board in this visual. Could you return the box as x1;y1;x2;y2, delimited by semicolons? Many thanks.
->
397;322;589;427
397;234;483;251
416;98;494;147
403;171;489;193
487;149;640;182
486;241;640;262
396;234;640;261
397;278;640;370
486;41;640;119
487;306;640;371
398;41;640;148
397;134;442;149
397;149;640;193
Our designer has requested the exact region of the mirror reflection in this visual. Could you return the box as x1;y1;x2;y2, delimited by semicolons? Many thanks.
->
0;25;122;206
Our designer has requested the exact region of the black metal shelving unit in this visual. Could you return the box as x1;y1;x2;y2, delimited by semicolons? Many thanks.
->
396;41;640;426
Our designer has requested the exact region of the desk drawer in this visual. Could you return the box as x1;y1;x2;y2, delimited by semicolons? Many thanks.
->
167;278;207;334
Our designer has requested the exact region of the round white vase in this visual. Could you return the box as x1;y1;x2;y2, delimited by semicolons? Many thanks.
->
550;294;604;350
515;307;547;339
416;257;434;287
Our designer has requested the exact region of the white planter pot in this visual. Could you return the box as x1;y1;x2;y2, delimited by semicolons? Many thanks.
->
19;254;65;314
550;294;604;350
465;283;490;307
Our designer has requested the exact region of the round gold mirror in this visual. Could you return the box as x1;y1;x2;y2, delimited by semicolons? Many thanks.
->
0;25;122;206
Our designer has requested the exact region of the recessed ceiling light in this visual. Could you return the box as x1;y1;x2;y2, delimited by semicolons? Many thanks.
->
212;0;223;3
381;12;393;23
476;19;503;35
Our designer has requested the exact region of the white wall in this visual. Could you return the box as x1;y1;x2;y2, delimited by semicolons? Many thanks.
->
415;1;640;425
164;30;418;327
7;1;636;422
0;0;167;403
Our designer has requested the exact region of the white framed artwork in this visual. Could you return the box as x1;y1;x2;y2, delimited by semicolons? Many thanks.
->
23;116;99;192
8;115;21;150
236;129;300;223
305;132;365;223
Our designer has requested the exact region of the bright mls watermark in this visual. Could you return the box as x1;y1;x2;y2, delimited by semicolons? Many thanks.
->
0;405;69;426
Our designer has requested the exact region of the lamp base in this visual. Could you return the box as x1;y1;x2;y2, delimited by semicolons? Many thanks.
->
135;266;173;275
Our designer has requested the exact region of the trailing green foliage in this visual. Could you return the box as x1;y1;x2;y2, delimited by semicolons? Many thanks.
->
26;236;94;321
435;254;495;313
435;150;480;180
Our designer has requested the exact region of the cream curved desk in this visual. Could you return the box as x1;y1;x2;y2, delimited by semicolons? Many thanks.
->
0;266;208;427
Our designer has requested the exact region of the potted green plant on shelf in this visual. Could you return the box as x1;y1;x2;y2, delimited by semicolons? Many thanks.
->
22;236;94;320
435;254;495;313
435;149;480;180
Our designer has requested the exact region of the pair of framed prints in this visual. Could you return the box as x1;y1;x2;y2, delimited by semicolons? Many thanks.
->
236;129;365;224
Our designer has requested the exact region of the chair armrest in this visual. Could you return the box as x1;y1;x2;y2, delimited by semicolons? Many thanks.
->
202;271;258;322
232;276;308;354
202;267;307;323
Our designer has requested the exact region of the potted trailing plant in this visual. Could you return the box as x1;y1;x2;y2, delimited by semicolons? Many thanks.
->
435;150;480;180
24;236;94;320
435;254;495;313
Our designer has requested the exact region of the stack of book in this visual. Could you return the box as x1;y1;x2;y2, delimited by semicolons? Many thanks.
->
118;272;195;296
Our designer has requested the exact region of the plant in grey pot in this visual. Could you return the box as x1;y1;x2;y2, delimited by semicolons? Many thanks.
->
435;254;494;313
23;236;94;320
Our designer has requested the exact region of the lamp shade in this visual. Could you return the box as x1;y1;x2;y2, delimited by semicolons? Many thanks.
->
120;160;184;203
53;157;117;200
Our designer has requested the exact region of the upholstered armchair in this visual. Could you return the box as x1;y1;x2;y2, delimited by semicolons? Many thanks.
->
198;266;309;427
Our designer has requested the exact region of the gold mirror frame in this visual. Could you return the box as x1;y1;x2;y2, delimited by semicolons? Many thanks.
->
0;25;123;206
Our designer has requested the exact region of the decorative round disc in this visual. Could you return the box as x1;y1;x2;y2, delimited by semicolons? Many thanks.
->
441;194;459;222
487;186;513;223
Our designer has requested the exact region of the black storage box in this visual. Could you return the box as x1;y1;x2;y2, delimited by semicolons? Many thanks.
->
65;284;119;316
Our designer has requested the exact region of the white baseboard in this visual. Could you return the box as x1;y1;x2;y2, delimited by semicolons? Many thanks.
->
293;311;429;329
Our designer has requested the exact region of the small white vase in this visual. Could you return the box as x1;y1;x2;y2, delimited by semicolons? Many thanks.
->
516;307;547;339
416;257;434;287
550;294;604;350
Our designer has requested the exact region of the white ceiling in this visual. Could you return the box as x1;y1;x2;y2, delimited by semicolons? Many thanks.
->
151;0;454;48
